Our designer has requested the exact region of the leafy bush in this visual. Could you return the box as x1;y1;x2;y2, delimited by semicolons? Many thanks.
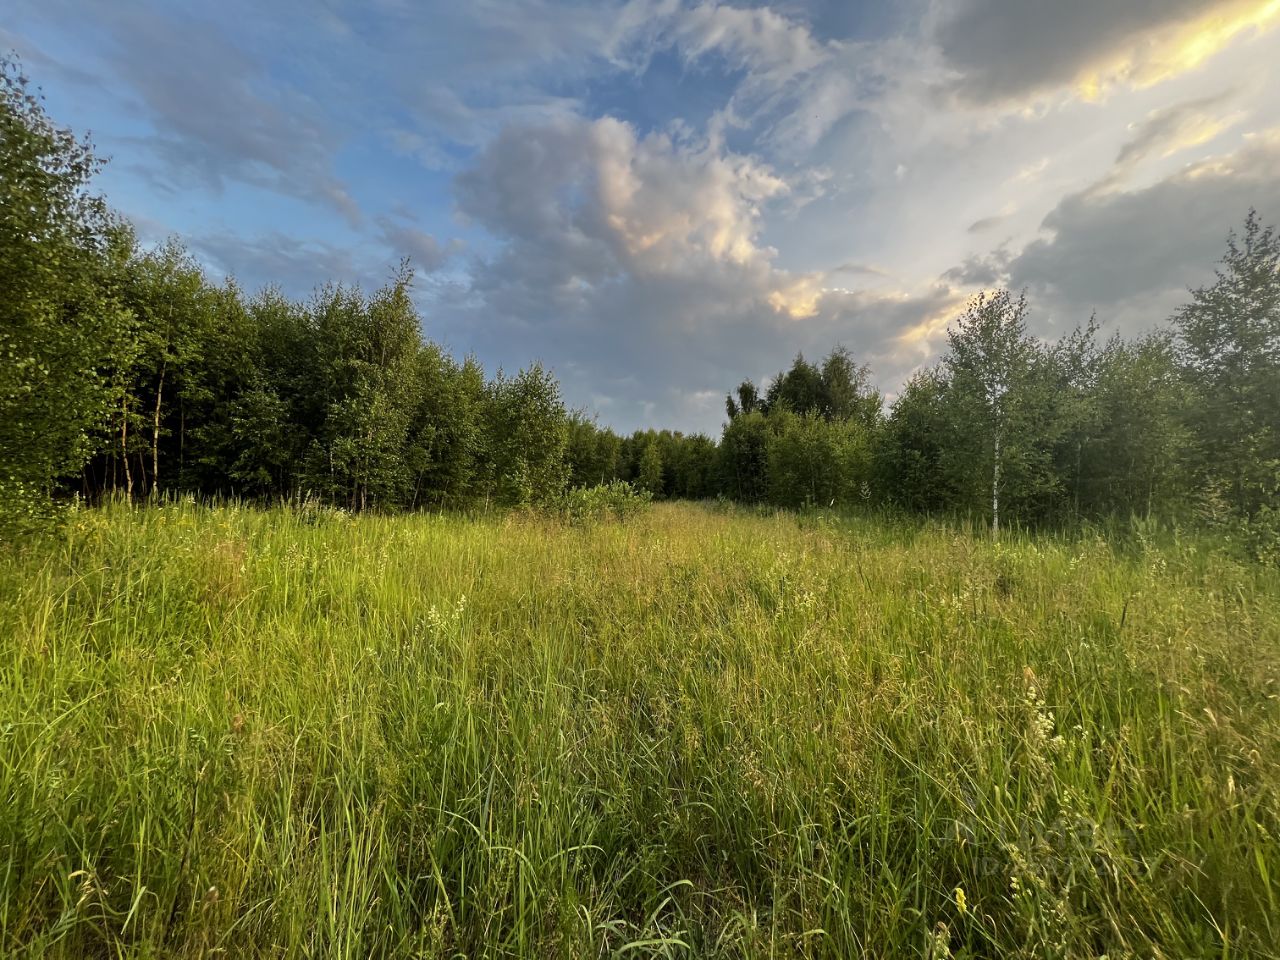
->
553;479;651;524
1241;503;1280;566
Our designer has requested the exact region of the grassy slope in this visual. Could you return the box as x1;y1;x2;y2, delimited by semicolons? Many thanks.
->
1;500;1278;958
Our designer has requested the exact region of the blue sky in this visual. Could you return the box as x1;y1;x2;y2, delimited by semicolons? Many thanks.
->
6;0;1280;433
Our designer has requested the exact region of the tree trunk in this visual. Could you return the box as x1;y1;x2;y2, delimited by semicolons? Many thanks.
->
991;429;1001;538
152;361;166;499
120;391;133;504
1074;439;1083;518
179;404;186;489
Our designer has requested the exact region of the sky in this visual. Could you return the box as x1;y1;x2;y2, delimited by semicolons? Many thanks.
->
6;0;1280;435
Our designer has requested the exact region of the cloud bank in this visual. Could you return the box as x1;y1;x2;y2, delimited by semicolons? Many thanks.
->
7;0;1280;431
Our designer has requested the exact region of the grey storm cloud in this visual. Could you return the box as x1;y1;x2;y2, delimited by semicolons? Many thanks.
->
934;0;1229;102
832;262;889;278
1007;132;1280;329
942;249;1011;287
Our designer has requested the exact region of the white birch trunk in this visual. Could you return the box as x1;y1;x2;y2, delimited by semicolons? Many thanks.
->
991;428;1001;538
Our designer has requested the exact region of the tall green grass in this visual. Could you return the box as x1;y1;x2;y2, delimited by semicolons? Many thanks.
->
1;500;1277;958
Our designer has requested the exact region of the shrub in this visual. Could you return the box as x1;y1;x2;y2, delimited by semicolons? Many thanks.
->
553;479;651;525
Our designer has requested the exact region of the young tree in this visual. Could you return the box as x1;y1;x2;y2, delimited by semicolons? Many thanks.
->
228;382;294;497
668;433;718;498
224;289;314;499
1079;333;1191;518
877;369;957;513
114;240;229;498
304;269;424;510
1174;211;1280;519
637;439;664;497
725;379;760;420
407;348;487;506
944;290;1055;534
1044;318;1102;521
181;281;261;495
718;409;770;501
482;363;569;505
764;354;826;416
566;413;621;488
821;346;881;426
0;56;132;524
765;410;870;508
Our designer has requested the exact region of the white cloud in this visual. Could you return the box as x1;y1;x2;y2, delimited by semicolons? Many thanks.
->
443;111;968;430
13;0;1280;433
456;115;800;296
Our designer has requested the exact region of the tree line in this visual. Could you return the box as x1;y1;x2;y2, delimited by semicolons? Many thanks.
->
3;56;1278;552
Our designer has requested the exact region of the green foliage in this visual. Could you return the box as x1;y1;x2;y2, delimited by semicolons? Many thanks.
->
566;413;621;488
553;478;652;524
1175;210;1280;520
228;382;294;495
304;272;426;511
738;348;881;426
636;438;664;496
1240;499;1280;566
0;56;131;531
1076;332;1192;519
764;352;826;415
942;290;1064;531
718;409;770;502
764;409;871;508
408;350;488;507
666;433;718;499
877;369;955;512
872;292;1199;534
481;363;569;505
820;345;881;427
724;378;760;420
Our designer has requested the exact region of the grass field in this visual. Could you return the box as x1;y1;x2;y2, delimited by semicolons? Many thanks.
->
1;500;1278;958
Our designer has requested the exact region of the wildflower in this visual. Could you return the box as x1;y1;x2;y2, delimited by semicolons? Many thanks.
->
954;886;967;915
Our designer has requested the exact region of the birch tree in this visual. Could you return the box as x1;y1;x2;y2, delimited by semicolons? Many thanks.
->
944;291;1043;535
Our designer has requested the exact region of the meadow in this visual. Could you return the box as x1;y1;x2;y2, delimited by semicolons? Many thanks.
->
1;500;1278;958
